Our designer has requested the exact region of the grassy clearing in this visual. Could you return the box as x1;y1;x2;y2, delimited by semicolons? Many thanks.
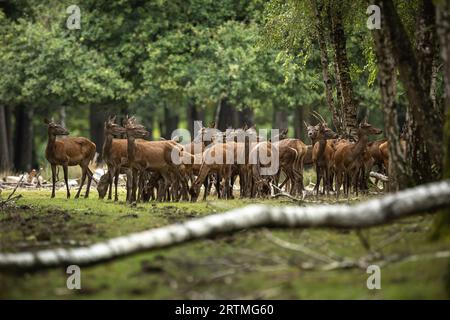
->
0;187;449;299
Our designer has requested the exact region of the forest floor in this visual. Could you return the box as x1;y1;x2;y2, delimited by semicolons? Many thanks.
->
0;186;450;299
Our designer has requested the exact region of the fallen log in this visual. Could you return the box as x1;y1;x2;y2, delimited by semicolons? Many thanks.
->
370;171;389;182
0;180;449;271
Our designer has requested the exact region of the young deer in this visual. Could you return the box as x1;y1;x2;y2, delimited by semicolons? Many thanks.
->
124;118;187;203
333;120;382;198
101;116;127;201
312;123;338;195
44;118;96;199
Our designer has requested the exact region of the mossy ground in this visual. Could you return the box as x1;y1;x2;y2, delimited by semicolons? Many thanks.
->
0;186;449;299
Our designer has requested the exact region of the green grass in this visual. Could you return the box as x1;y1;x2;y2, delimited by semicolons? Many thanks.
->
0;187;449;299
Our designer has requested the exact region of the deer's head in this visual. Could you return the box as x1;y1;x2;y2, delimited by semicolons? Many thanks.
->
305;121;320;141
358;120;382;136
97;173;111;199
318;123;339;140
44;118;69;136
124;116;150;139
105;116;126;137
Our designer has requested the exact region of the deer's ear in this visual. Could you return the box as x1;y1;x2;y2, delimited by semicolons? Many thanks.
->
209;121;215;128
43;118;50;124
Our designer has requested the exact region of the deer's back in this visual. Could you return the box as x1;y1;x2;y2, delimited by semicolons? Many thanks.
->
134;140;179;169
47;137;95;165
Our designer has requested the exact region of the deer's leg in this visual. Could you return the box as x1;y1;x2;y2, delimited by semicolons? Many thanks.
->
114;170;120;202
63;165;70;199
130;168;138;203
315;165;321;197
107;167;113;200
51;164;57;198
324;167;330;195
75;166;87;199
84;167;93;198
202;177;209;201
335;171;342;199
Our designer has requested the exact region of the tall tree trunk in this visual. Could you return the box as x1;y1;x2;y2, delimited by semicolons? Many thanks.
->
329;4;358;138
294;105;306;141
162;104;179;139
141;112;153;141
381;0;440;184
432;0;450;239
273;110;288;131
5;105;13;165
416;0;443;172
59;105;66;129
89;105;107;163
187;101;204;137
0;104;11;172
372;1;410;190
14;105;34;172
311;0;343;134
216;98;237;131
237;107;254;128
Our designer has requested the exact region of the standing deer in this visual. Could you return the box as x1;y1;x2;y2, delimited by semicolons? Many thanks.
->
124;117;188;203
312;122;338;195
44;118;96;199
101;116;127;201
333;120;382;198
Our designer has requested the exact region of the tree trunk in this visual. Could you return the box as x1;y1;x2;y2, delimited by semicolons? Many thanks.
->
89;105;107;163
237;107;254;128
432;0;450;239
416;0;443;172
141;112;153;141
311;0;343;134
59;105;66;129
294;105;306;141
162;104;179;139
5;105;13;165
329;4;358;138
14;105;34;172
0;104;11;172
372;1;410;190
187;101;205;137
216;98;237;131
381;0;440;185
273;110;288;131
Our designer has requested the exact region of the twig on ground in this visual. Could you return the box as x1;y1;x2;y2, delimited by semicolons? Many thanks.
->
263;229;336;264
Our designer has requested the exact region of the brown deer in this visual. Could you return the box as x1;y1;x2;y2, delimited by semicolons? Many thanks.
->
189;142;233;201
101;116;127;201
312;123;339;195
124;118;188;203
44;118;96;199
333;120;382;198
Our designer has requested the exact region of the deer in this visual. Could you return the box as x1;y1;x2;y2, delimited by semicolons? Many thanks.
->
44;118;96;199
333;120;382;199
189;141;233;202
124;117;188;203
101;116;127;201
312;122;339;196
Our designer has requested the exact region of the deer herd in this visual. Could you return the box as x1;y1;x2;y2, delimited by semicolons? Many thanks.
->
43;113;388;203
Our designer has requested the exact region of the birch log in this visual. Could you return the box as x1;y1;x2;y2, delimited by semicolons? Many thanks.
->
1;180;450;271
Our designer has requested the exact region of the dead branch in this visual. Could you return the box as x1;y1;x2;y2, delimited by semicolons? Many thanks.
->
263;229;336;263
0;180;450;270
0;175;24;208
370;171;389;182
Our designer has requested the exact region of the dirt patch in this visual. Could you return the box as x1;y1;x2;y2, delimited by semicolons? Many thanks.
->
0;207;98;252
